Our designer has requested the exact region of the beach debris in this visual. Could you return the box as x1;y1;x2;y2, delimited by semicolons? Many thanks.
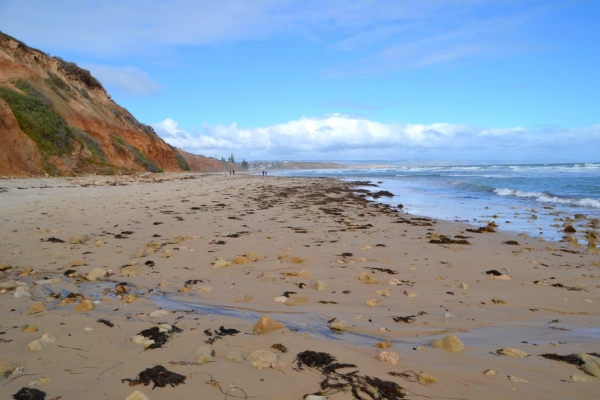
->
376;289;391;296
149;310;169;318
417;373;438;385
26;302;45;315
12;387;46;400
24;325;38;333
359;272;379;284
233;256;251;265
97;319;114;328
466;224;496;233
496;348;530;358
0;263;11;271
253;316;285;334
196;346;214;364
376;340;392;349
579;353;600;377
256;273;277;284
226;351;245;362
328;319;346;332
0;280;17;290
246;252;265;261
492;298;506;305
377;351;400;365
43;237;65;243
69;233;90;244
294;350;407;399
367;267;398;274
507;375;527;383
271;343;288;353
203;326;240;344
74;299;95;313
26;333;57;352
429;234;470;245
552;283;588;292
365;298;382;306
483;369;497;376
85;268;107;281
115;282;131;294
249;350;279;369
313;280;328;291
121;365;186;389
392;311;427;324
131;325;182;349
492;274;511;280
27;377;50;388
432;334;464;353
485;270;502;276
504;240;520;245
125;391;150;400
572;374;593;382
460;283;468;290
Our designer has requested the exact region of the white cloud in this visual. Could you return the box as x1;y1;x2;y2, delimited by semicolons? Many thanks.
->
152;115;600;161
81;64;160;95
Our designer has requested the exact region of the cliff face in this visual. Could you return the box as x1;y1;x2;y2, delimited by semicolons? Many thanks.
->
0;31;192;176
178;149;243;172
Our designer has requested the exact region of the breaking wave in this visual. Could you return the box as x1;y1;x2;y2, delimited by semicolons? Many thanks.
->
494;188;600;208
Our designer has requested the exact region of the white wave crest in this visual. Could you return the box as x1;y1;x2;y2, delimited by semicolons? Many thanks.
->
494;188;600;208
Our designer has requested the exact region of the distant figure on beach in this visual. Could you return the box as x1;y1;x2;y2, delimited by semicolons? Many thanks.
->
233;170;235;175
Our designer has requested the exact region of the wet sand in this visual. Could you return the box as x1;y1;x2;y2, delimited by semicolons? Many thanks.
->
0;173;598;399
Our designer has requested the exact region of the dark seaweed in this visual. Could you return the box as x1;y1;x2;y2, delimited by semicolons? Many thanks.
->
540;352;600;365
485;269;502;276
136;325;182;349
392;311;427;324
367;267;398;275
295;350;337;370
429;235;470;245
271;343;288;353
12;388;45;400
121;365;186;389
43;237;64;243
97;318;114;328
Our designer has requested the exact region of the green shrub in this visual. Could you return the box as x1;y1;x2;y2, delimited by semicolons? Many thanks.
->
168;144;190;171
11;78;51;105
0;86;73;155
72;128;105;161
111;133;163;173
53;56;103;90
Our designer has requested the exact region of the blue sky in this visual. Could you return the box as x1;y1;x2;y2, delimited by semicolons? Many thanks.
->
1;0;599;161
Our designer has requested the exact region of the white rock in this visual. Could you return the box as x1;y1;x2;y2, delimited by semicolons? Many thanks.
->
125;390;150;400
86;268;107;281
149;310;169;318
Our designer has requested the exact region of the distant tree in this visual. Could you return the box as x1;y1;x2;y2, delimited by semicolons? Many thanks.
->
228;153;236;164
241;159;249;170
221;156;226;163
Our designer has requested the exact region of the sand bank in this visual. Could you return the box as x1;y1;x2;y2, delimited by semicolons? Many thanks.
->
0;173;598;399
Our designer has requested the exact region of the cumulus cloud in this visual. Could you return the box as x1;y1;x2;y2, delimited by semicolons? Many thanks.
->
81;64;160;95
152;115;600;161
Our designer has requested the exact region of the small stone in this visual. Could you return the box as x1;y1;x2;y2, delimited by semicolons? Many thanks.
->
297;270;312;278
253;316;285;334
418;373;438;384
26;333;56;351
0;263;11;271
329;320;346;332
246;252;265;262
24;325;38;333
162;249;173;258
196;346;213;364
290;256;305;264
376;289;390;296
356;257;367;262
460;283;468;290
579;352;600;377
123;294;138;303
507;375;527;383
125;390;150;400
27;302;45;315
74;299;95;312
249;350;278;369
492;274;511;280
572;374;593;382
359;273;379;284
407;293;418;298
388;278;402;285
0;360;15;376
36;278;61;285
365;298;382;306
14;286;31;298
284;296;309;306
376;351;400;365
86;268;107;281
274;296;288;303
0;280;18;290
376;340;392;349
26;340;43;351
483;369;497;376
27;376;50;388
313;280;328;291
69;233;90;244
492;299;507;305
436;334;464;352
213;258;232;269
95;238;104;247
131;335;155;348
233;256;251;265
267;235;275;239
226;351;244;362
497;347;529;358
149;310;168;318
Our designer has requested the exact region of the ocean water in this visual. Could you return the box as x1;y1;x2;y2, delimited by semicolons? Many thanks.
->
272;163;600;241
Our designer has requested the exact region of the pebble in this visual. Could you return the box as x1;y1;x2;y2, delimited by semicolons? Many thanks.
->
313;280;328;291
579;352;600;377
14;286;31;298
407;293;418;298
0;360;15;376
26;333;57;351
0;263;11;271
432;334;464;352
125;390;150;400
23;325;38;333
297;270;312;278
329;320;346;332
246;252;265;261
483;369;497;376
359;273;379;284
365;298;382;306
123;294;138;303
233;256;251;265
162;249;173;258
86;268;107;281
274;296;288;303
253;316;285;334
197;346;213;364
69;233;90;244
492;274;511;280
418;373;438;384
376;351;400;365
0;280;18;290
497;347;529;358
27;302;45;315
74;299;95;312
213;258;232;269
460;283;468;290
35;278;61;285
376;289;390;296
376;340;392;349
572;374;593;382
149;310;169;318
388;278;402;285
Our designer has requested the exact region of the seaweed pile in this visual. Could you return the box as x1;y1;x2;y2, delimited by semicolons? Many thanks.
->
121;365;186;389
294;350;408;399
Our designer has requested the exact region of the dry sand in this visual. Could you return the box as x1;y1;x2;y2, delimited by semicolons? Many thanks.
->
0;173;598;399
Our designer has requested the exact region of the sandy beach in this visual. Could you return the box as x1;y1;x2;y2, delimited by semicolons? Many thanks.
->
0;173;598;400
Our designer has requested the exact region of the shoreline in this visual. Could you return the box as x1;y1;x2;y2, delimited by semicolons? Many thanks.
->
0;173;599;399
